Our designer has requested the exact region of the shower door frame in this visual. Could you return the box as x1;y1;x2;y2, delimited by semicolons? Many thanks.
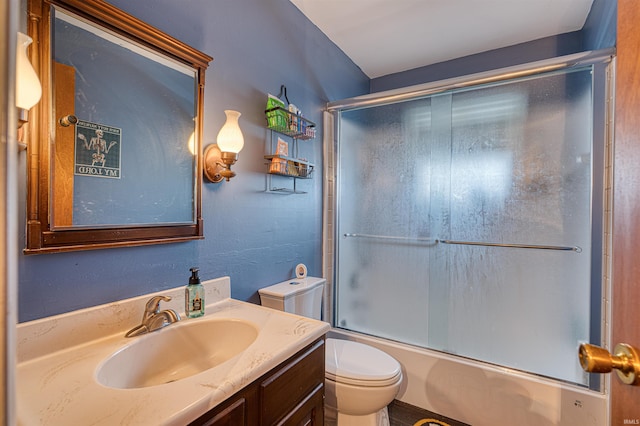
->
324;48;615;389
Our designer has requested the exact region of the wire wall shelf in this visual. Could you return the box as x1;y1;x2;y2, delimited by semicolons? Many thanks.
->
264;155;314;178
265;107;316;140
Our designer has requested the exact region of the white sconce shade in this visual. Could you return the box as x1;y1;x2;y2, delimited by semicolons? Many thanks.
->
16;32;42;110
216;110;244;154
203;110;244;182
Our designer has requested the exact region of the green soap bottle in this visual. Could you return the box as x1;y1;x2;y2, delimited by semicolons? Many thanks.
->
185;267;204;318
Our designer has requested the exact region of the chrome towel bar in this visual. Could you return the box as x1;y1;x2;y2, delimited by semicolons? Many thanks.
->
437;239;582;253
343;233;436;243
343;233;581;253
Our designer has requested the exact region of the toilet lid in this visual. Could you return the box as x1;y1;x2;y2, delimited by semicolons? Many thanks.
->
325;338;401;386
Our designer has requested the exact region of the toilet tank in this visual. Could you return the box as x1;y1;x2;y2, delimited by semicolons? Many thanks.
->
258;277;325;320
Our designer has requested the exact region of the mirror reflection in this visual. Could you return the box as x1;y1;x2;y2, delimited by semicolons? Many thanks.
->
51;8;197;228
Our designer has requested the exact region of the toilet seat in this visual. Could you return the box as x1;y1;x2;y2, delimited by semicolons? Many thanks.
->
325;338;402;387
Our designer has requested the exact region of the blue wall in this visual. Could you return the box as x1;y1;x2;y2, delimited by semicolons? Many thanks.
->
17;0;369;322
18;0;616;322
583;0;617;51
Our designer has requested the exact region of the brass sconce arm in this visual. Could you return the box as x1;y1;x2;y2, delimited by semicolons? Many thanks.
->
203;144;239;182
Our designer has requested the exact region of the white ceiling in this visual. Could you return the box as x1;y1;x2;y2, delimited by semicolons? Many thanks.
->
289;0;595;79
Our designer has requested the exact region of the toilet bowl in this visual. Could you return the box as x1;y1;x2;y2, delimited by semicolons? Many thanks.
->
258;277;403;426
324;338;403;426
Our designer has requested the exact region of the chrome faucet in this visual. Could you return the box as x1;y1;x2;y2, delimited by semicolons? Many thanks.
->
125;295;181;338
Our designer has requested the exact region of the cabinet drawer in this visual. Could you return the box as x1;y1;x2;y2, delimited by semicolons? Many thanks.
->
260;339;325;425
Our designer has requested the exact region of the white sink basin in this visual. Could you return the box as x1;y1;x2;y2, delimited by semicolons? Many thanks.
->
96;318;259;389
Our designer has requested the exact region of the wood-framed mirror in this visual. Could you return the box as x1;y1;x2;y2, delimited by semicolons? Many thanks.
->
25;0;212;254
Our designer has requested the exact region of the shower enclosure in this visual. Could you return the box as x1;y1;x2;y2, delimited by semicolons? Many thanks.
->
327;52;612;389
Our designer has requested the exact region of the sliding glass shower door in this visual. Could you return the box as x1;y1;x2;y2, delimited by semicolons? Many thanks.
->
334;64;608;386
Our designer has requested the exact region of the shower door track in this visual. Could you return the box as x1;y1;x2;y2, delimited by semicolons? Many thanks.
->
327;49;614;112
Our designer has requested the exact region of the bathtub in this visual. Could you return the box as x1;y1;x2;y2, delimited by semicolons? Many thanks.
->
327;329;608;426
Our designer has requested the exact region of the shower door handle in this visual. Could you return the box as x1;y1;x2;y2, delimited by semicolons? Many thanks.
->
579;343;640;385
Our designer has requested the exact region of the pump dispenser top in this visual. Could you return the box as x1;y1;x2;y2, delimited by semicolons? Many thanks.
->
190;267;201;285
185;267;204;318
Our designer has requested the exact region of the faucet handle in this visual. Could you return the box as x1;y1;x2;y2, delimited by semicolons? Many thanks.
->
126;295;179;337
145;295;172;314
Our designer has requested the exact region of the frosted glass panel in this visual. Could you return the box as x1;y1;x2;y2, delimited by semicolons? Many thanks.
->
336;67;599;385
337;100;432;347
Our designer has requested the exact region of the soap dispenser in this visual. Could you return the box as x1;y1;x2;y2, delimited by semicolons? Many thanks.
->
185;267;204;318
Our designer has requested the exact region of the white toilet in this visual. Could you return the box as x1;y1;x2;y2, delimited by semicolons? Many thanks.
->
259;277;403;426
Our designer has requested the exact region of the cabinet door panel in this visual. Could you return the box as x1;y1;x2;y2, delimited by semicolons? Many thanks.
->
260;339;325;425
276;383;324;426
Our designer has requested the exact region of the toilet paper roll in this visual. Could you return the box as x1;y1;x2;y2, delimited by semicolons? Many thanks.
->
295;263;307;279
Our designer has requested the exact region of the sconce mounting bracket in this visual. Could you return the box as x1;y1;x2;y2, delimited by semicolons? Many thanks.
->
203;144;224;183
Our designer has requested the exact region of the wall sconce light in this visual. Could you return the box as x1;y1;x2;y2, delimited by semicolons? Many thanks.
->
16;32;42;128
203;110;244;182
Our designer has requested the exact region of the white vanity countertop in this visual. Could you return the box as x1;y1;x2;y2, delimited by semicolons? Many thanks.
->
16;276;330;425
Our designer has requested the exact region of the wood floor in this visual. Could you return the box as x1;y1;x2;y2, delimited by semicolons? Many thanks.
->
388;400;471;426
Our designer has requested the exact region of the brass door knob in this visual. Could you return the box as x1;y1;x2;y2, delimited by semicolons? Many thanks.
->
58;114;78;127
579;343;640;385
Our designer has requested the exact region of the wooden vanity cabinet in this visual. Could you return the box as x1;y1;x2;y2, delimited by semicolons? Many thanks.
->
190;337;325;426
